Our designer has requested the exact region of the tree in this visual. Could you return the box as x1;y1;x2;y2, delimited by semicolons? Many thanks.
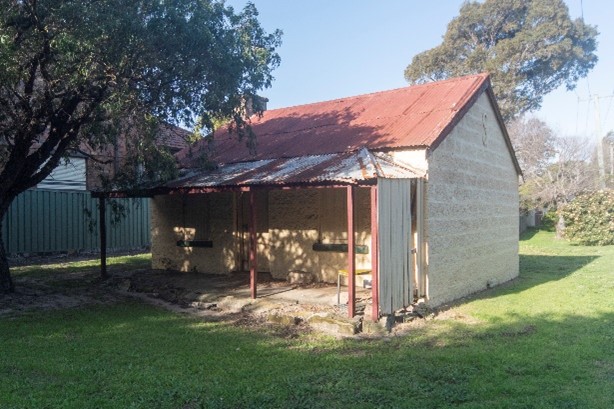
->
507;116;556;209
0;0;281;293
603;131;614;189
531;135;597;208
404;0;598;121
520;131;597;236
507;116;597;236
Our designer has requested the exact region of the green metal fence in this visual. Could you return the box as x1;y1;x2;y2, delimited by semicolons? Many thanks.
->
1;190;150;255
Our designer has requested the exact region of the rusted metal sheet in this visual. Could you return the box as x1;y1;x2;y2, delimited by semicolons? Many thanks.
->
177;74;490;167
163;149;423;191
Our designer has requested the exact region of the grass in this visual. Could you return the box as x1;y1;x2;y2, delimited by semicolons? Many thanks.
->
1;231;613;408
11;253;152;278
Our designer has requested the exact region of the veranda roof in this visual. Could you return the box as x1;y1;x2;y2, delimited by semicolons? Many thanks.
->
158;148;423;194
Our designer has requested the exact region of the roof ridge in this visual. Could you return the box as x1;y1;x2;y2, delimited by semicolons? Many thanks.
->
255;73;489;114
176;73;494;166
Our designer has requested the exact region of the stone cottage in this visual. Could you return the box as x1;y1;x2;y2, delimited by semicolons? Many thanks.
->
131;73;521;318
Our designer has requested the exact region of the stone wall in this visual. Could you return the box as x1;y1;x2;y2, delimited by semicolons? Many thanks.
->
425;92;519;306
151;193;238;273
150;187;373;282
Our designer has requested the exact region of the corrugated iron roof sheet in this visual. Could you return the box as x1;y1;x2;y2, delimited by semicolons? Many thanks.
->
162;149;424;191
177;73;491;167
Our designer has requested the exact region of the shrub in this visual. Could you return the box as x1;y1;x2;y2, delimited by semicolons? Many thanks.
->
540;210;558;232
559;191;614;245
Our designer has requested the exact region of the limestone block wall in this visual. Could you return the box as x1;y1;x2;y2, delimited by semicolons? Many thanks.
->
267;187;371;282
151;193;238;273
425;92;519;306
151;187;372;282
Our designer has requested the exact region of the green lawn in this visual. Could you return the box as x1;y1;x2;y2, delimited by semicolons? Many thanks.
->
11;253;152;278
1;231;613;408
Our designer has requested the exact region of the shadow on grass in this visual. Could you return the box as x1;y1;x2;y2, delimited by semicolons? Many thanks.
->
11;254;151;278
456;253;599;307
1;301;612;408
519;253;598;279
520;227;541;241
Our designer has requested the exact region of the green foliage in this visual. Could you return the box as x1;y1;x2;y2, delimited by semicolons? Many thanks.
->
0;0;281;290
540;210;558;232
0;0;281;192
404;0;598;121
560;191;614;245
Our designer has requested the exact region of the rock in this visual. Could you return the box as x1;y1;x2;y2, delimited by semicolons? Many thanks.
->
307;313;359;336
117;279;131;292
362;318;387;335
379;315;395;332
267;313;301;326
413;302;432;319
189;301;219;310
402;314;417;323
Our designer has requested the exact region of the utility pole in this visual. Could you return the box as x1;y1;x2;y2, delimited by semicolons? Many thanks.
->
593;96;606;189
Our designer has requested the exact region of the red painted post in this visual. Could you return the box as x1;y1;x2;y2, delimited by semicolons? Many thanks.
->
370;186;379;322
347;186;356;318
249;189;258;299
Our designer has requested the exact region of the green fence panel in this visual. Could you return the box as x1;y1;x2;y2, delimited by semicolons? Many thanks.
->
1;190;150;255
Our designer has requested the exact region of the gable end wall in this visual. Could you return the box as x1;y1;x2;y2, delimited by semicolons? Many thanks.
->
426;92;519;306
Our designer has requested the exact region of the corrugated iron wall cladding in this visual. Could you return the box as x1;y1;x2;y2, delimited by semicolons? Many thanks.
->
378;178;413;314
1;190;150;255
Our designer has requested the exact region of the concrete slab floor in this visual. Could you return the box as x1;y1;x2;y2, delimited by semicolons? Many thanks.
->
127;269;371;308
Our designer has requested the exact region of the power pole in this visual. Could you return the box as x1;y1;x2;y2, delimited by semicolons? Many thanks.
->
593;96;606;189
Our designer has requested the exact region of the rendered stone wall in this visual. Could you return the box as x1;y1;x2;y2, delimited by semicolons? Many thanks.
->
150;193;238;273
151;188;372;282
425;92;519;306
268;188;371;282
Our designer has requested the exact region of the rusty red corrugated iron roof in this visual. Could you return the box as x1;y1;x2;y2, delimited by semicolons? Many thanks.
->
177;73;492;167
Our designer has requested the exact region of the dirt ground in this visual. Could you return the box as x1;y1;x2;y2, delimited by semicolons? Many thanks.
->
0;263;378;337
1;256;439;337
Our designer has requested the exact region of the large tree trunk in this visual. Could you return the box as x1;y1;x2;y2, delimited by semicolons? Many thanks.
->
0;217;14;294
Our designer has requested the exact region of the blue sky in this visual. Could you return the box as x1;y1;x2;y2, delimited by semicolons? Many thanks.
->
227;0;614;141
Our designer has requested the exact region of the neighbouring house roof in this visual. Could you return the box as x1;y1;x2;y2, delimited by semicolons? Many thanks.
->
177;73;519;174
155;148;424;194
157;122;191;153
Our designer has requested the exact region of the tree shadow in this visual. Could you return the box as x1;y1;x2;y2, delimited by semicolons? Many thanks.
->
180;106;394;166
464;253;599;303
2;301;612;408
519;226;540;241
